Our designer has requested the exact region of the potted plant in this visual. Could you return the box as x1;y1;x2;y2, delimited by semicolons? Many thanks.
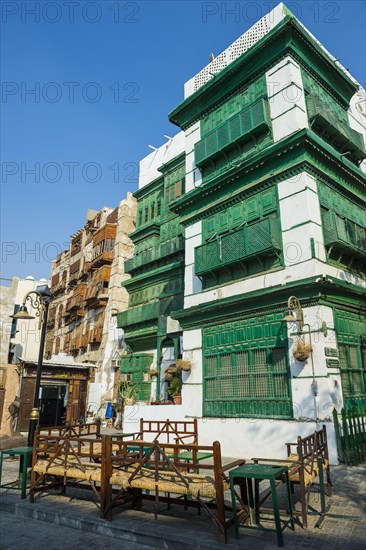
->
293;338;312;362
118;380;139;405
168;377;182;405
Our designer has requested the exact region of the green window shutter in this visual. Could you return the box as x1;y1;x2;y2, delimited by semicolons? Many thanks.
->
221;230;245;264
217;122;230;149
195;240;220;276
196;217;282;276
322;210;366;259
203;315;292;419
205;130;218;158
240;107;252;133
196;97;271;168
229;114;241;141
120;354;152;401
194;140;206;166
335;310;366;409
306;94;365;162
246;217;281;256
251;100;266;129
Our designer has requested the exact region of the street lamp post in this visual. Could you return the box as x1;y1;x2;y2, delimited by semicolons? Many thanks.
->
10;285;51;446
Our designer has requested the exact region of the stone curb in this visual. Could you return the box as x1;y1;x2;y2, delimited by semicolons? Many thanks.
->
0;498;249;550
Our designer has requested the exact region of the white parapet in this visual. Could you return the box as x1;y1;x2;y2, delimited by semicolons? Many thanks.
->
184;3;286;98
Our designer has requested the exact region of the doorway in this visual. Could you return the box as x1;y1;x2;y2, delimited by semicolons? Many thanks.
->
39;384;67;427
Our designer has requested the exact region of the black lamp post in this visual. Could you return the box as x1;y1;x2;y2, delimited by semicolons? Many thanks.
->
10;285;51;446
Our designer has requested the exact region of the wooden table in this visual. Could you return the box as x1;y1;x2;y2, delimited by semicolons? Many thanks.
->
229;463;294;547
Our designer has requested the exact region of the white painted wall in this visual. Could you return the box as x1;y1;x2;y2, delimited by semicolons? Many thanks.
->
348;88;366;174
0;276;50;365
139;132;185;189
123;405;338;463
266;56;308;142
184;122;202;193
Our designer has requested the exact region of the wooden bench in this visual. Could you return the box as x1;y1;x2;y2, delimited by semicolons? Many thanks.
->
101;436;244;543
36;420;103;456
29;431;108;506
130;418;198;447
39;419;101;438
253;425;332;528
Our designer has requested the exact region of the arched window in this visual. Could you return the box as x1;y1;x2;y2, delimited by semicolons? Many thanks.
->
55;337;61;355
57;304;64;329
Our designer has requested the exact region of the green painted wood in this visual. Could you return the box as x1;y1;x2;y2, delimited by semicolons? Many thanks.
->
120;354;153;401
203;313;292;419
194;99;271;169
305;89;365;163
203;186;277;241
322;210;366;260
195;217;282;277
169;18;357;130
201;76;266;136
334;309;366;409
333;406;366;465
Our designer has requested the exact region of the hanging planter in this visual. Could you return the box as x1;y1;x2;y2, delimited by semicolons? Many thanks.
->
150;368;158;377
293;339;312;362
176;359;192;372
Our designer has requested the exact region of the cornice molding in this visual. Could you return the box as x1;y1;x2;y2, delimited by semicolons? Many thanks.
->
169;130;365;226
171;276;366;329
169;17;357;130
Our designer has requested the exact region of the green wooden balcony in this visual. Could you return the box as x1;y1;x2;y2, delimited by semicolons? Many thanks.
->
195;99;270;168
117;301;160;328
306;95;366;162
195;217;281;277
124;248;160;273
323;210;366;259
124;236;184;274
160;235;184;258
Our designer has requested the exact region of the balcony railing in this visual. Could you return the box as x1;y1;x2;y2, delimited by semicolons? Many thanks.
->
195;217;281;277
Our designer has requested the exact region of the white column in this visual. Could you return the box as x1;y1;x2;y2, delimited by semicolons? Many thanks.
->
184;122;202;193
278;172;326;266
266;56;308;142
184;221;202;298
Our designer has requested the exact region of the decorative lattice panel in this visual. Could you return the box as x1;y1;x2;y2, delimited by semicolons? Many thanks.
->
203;312;291;418
192;7;275;93
221;230;245;264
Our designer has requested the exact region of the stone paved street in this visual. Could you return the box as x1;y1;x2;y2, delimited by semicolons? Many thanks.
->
0;455;365;549
0;512;158;550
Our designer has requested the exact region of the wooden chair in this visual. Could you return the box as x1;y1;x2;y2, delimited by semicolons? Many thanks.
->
253;425;332;528
285;425;332;528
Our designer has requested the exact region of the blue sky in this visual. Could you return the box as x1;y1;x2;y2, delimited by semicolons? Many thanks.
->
1;0;365;281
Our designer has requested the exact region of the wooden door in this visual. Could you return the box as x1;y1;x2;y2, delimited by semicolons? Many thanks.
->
66;380;87;423
0;388;5;426
18;378;36;431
